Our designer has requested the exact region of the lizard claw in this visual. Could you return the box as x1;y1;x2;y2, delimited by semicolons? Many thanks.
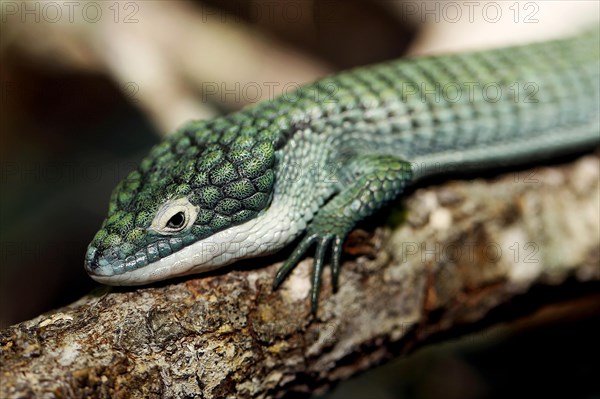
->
272;231;344;314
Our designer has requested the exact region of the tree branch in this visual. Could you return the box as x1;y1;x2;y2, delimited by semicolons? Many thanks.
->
1;153;599;398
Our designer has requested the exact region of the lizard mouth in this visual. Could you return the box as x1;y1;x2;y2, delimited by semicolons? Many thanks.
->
83;238;233;286
84;233;191;280
83;225;252;285
83;242;178;285
84;244;155;279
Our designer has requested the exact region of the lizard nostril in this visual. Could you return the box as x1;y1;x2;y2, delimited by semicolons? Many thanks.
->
84;246;109;274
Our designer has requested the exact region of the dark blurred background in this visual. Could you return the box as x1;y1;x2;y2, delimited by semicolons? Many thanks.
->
1;1;598;398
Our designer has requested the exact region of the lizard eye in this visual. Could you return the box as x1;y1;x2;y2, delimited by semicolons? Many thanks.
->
166;212;185;230
150;197;198;234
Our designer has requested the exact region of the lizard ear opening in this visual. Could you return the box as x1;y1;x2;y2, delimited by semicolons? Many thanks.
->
150;197;198;234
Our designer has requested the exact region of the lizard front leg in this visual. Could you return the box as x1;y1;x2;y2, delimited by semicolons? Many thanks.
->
273;154;414;313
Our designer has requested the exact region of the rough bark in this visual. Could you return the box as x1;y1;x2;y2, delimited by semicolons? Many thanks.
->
1;153;599;399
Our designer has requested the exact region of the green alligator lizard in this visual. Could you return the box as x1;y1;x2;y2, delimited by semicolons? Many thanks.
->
85;29;600;312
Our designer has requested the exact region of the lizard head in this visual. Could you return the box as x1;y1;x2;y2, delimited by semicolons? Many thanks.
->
84;119;276;285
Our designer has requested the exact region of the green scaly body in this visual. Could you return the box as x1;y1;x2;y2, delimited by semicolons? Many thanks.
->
86;30;600;312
